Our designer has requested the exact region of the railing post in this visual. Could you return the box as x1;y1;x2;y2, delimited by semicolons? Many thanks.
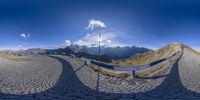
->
132;70;137;78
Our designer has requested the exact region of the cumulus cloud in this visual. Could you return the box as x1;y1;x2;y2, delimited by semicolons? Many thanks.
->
20;33;30;39
64;40;72;46
73;31;124;47
59;31;127;48
106;40;112;43
58;40;72;48
86;19;106;30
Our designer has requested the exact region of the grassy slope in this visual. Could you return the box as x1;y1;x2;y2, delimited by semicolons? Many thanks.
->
87;42;198;77
115;42;183;66
0;53;31;62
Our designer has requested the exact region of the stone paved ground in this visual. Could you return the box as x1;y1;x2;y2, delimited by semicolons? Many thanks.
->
0;48;199;100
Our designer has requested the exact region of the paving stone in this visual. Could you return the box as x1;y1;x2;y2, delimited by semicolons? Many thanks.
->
0;51;199;100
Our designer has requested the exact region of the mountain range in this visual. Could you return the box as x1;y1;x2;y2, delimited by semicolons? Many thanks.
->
68;44;150;60
0;44;150;63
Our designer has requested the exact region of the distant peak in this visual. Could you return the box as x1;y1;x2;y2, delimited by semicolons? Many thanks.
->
170;42;182;45
167;42;184;47
163;42;199;54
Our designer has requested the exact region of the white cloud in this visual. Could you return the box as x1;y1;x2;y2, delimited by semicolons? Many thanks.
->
86;33;91;37
17;45;23;48
58;40;72;48
73;31;126;47
86;19;106;30
106;40;112;43
64;40;72;46
20;33;30;39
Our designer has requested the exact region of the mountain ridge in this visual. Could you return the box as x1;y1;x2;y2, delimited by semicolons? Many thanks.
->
68;44;150;60
114;42;198;66
89;42;199;77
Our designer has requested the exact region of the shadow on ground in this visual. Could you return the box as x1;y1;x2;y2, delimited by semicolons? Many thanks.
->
0;53;200;99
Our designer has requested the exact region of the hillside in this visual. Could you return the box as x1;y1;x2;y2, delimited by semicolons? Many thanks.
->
0;50;31;62
114;42;181;66
89;42;198;77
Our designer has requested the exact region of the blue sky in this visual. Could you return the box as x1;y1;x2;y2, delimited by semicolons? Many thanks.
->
0;0;200;50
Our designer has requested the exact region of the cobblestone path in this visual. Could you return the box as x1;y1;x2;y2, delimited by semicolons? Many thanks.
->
0;48;199;100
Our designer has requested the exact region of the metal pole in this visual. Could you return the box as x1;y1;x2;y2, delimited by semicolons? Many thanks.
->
132;71;136;78
98;32;101;61
96;32;101;91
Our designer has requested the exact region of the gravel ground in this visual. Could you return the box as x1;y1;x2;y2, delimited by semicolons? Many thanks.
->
0;49;199;100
